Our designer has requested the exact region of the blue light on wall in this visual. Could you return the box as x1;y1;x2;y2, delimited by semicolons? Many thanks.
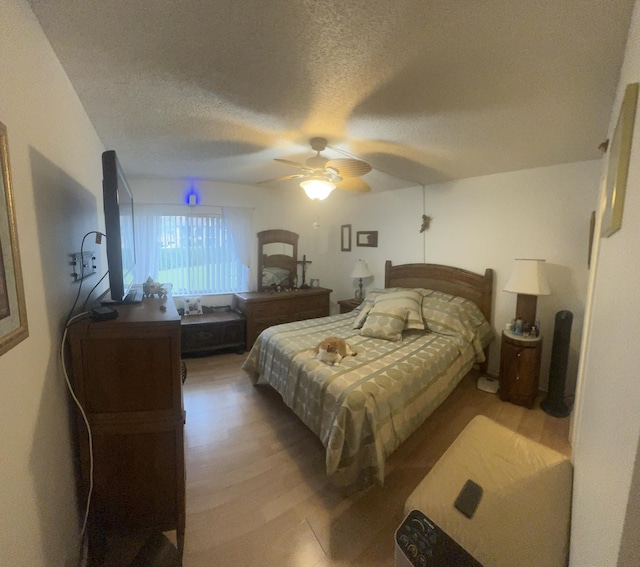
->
185;183;199;206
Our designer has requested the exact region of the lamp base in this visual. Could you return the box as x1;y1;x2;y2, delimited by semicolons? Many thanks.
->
516;294;538;328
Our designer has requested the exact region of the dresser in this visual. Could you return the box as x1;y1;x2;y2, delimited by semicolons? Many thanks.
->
233;287;332;347
67;291;185;560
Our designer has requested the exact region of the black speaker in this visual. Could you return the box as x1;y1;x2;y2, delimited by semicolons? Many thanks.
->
541;310;573;417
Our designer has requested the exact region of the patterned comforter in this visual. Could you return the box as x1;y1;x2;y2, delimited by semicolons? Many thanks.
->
242;289;493;487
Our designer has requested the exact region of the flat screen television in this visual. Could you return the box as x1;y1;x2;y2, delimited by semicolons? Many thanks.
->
102;150;138;303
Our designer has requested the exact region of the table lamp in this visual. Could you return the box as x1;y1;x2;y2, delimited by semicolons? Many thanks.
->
350;259;372;303
503;258;551;330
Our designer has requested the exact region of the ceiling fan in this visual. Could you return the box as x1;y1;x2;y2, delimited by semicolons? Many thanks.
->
258;137;372;199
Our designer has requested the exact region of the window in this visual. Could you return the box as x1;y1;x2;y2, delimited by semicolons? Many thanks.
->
135;206;250;296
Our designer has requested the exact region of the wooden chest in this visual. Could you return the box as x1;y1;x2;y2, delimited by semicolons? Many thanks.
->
180;310;246;356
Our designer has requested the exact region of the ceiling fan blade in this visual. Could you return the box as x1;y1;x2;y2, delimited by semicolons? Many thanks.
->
326;158;372;177
257;173;306;185
335;177;371;193
274;158;315;172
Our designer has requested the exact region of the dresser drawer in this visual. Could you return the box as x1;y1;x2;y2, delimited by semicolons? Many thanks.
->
253;315;290;336
290;295;328;313
234;288;332;348
296;308;328;321
247;300;286;318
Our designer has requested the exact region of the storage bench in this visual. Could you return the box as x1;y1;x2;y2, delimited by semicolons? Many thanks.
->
404;415;573;567
180;309;246;356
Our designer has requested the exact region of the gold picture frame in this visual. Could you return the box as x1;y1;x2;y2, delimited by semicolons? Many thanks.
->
0;121;28;356
601;82;638;237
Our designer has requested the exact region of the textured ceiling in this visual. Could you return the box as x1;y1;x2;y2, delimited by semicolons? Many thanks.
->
28;0;635;193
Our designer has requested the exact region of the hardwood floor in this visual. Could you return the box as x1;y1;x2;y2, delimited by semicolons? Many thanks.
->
178;352;571;566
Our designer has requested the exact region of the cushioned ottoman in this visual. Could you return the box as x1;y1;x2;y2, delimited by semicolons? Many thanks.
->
404;415;573;567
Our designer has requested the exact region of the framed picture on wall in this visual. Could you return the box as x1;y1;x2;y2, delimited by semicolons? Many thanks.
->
356;231;378;247
601;82;638;237
341;224;351;251
0;121;29;356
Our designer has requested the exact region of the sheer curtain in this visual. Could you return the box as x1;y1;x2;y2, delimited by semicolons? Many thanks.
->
134;203;164;284
222;206;254;290
134;203;251;295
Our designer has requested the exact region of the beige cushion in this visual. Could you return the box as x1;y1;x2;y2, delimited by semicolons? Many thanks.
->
405;415;573;567
360;305;408;341
352;300;374;329
372;289;424;330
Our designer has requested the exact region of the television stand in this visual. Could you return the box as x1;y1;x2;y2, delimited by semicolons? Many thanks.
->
67;291;185;560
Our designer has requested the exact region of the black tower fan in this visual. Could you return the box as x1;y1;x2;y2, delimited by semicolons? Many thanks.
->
541;310;573;417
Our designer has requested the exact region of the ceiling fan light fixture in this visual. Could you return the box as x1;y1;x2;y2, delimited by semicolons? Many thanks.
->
300;178;336;200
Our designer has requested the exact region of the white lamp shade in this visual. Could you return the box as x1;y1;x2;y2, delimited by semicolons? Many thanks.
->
300;178;336;200
350;259;372;279
503;259;551;296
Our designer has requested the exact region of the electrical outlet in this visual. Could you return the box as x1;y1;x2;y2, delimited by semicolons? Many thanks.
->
71;251;97;282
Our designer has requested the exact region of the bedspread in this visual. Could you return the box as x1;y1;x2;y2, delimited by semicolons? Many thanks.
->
242;303;492;487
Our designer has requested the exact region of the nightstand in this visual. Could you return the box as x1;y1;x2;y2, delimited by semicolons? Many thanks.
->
499;330;542;408
338;298;362;314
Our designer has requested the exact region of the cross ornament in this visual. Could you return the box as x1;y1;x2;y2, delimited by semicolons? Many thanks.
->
297;254;312;288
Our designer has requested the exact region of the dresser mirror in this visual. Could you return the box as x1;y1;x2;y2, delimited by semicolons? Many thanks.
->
257;229;299;291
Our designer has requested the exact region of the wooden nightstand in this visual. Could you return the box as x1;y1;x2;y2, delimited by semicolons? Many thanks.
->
499;330;542;408
338;298;362;313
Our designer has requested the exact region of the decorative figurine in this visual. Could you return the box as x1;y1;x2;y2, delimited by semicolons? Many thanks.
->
142;276;168;298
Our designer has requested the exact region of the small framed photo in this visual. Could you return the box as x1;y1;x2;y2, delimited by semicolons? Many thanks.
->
310;278;320;288
341;224;351;252
356;231;378;247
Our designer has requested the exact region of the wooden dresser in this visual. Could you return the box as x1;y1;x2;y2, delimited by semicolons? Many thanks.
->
233;287;331;347
67;291;185;560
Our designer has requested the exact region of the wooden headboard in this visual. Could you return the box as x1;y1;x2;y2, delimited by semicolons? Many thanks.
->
384;261;494;325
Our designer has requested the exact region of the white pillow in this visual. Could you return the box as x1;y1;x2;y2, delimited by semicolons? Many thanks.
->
183;297;203;316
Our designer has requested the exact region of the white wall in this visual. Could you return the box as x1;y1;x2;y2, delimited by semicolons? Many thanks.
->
135;161;598;391
0;1;625;563
0;1;106;565
316;161;599;389
570;1;640;564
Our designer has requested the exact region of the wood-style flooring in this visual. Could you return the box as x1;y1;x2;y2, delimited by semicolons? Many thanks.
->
177;352;571;567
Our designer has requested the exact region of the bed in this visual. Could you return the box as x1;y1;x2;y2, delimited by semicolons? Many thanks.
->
242;261;494;487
